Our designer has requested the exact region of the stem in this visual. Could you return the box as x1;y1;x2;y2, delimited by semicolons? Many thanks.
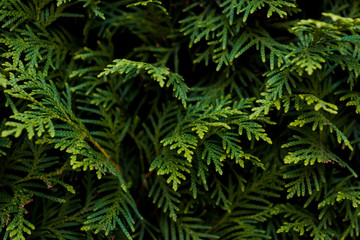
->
205;212;230;234
83;130;123;176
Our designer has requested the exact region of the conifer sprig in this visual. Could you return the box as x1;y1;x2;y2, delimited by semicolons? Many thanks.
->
1;0;360;239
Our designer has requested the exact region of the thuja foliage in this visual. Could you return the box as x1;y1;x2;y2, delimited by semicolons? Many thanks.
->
1;0;360;239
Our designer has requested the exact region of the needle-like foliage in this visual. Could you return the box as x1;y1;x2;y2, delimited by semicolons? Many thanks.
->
1;0;360;239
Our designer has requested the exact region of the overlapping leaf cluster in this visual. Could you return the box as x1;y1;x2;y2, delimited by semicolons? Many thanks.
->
0;0;360;239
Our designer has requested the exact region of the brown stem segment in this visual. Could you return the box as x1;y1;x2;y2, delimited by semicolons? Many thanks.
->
86;133;123;176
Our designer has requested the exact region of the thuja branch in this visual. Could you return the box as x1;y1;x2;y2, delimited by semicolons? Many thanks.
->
5;81;125;178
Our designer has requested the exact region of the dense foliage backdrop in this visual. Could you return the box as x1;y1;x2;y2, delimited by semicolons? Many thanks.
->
1;0;360;239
